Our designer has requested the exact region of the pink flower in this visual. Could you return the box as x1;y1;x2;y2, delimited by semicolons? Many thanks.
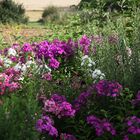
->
42;72;52;81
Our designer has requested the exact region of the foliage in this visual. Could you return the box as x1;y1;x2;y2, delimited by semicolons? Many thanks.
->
41;6;60;23
0;2;140;140
0;0;28;24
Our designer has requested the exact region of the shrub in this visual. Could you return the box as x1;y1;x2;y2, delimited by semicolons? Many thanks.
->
0;0;28;24
42;6;60;23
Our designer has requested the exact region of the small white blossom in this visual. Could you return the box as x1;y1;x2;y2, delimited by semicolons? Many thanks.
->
88;63;92;67
14;63;22;71
8;48;17;56
82;55;89;60
3;58;12;67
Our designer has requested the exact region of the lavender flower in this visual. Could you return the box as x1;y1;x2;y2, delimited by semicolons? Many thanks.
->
73;92;92;111
49;57;60;69
87;115;116;136
79;35;91;55
44;94;75;118
36;115;58;137
21;43;33;53
126;116;140;135
94;80;122;97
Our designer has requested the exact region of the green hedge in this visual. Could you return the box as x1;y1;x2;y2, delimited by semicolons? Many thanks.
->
0;0;28;24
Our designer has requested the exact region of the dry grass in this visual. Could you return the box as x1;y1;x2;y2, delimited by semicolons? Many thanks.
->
26;10;43;22
0;24;52;45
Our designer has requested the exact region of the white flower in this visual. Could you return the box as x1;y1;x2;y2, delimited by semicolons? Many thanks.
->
94;69;102;75
92;69;105;80
88;63;92;67
14;63;22;71
21;64;27;72
8;48;17;56
14;63;27;72
3;58;12;67
82;55;89;60
126;47;132;57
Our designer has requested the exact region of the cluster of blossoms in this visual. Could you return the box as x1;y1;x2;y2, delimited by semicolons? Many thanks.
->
0;68;20;95
43;94;75;118
36;115;58;137
73;92;92;112
36;94;77;139
79;35;91;55
81;55;95;67
34;39;76;69
126;116;140;135
94;80;122;97
92;69;105;81
87;115;116;136
60;133;77;140
81;55;105;82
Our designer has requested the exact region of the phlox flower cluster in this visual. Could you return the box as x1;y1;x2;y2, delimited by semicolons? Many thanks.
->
43;94;75;118
35;39;76;69
73;92;92;111
81;55;105;82
126;116;140;135
87;115;116;136
94;80;122;97
36;94;77;138
36;115;58;137
92;69;105;81
0;69;20;95
79;35;91;55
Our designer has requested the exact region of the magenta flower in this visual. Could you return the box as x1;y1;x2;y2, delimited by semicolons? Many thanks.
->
94;80;122;97
36;115;58;137
22;43;33;52
42;72;52;81
49;57;60;69
43;94;75;118
126;116;140;135
73;92;92;111
87;115;116;136
79;35;91;55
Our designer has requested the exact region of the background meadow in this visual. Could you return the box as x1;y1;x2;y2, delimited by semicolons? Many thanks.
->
0;0;140;140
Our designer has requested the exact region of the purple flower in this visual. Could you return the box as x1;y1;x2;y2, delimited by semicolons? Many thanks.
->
42;72;52;81
73;92;92;111
51;94;66;104
58;101;75;118
49;57;60;69
43;94;75;118
126;116;140;135
94;80;122;97
22;43;33;52
79;35;91;55
87;115;116;136
36;115;58;137
123;135;129;140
